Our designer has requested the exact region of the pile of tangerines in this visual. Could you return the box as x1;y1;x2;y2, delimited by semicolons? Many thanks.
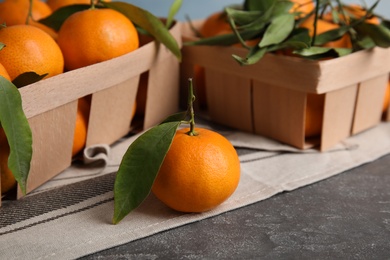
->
192;0;390;139
0;0;141;195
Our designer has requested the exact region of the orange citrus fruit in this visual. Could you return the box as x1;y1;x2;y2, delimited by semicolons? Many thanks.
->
193;64;208;110
46;0;109;12
152;127;240;213
72;97;90;157
323;4;380;25
0;24;64;81
305;93;325;137
382;81;390;114
300;15;352;48
290;0;315;17
57;8;139;71
0;63;11;81
0;128;16;195
0;0;57;39
199;11;231;38
0;0;51;26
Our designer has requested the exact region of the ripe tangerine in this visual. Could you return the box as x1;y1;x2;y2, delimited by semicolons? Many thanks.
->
152;127;240;213
57;8;139;71
0;24;64;81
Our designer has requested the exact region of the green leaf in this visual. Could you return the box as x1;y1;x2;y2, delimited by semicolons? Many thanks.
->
12;72;48;88
265;28;311;53
382;20;390;30
294;46;352;59
260;13;295;47
233;46;267;65
313;25;351;46
271;1;294;17
113;121;181;224
225;8;262;27
166;0;182;29
0;43;4;50
355;35;376;49
243;0;274;12
160;111;187;124
38;4;90;31
354;23;390;48
104;1;182;61
184;29;259;46
0;76;32;195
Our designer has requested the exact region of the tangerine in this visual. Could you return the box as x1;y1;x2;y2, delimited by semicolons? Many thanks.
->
305;93;325;137
0;63;11;81
46;0;108;11
382;81;390;114
323;4;380;25
57;8;139;71
0;25;64;81
0;128;16;195
199;11;231;38
72;97;90;157
290;0;315;17
0;0;57;39
300;15;352;48
152;127;240;213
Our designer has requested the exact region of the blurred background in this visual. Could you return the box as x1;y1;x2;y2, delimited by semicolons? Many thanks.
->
127;0;390;21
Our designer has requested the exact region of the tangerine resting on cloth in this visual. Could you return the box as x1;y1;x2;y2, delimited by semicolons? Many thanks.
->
57;8;139;71
152;127;241;213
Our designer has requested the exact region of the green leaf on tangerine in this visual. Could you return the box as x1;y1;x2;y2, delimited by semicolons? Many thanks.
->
104;1;182;61
160;111;187;124
233;46;267;66
113;121;181;224
0;76;32;195
354;23;390;48
12;72;48;88
244;0;274;12
259;13;295;47
38;4;90;31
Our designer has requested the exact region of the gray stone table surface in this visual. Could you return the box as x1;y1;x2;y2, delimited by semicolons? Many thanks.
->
79;152;390;259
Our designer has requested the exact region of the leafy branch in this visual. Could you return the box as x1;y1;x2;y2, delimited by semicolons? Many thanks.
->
113;79;196;224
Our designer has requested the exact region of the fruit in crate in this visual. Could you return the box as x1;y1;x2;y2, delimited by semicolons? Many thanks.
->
187;0;390;64
46;0;110;11
57;7;139;70
0;24;64;81
186;0;390;139
0;0;182;202
0;0;57;39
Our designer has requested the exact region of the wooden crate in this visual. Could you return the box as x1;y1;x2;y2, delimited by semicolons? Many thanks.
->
0;22;182;204
181;21;390;151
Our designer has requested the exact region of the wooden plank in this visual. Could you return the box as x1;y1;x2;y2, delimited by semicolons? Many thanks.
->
352;75;388;134
321;85;358;151
206;68;253;133
253;82;306;149
87;77;139;146
18;102;77;198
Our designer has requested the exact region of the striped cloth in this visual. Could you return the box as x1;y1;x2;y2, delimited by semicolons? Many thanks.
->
1;119;390;259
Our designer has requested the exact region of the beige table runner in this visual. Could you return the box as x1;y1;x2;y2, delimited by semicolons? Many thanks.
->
1;119;390;259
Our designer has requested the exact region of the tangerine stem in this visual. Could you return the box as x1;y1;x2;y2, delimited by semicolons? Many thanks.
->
26;0;33;24
187;78;198;136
